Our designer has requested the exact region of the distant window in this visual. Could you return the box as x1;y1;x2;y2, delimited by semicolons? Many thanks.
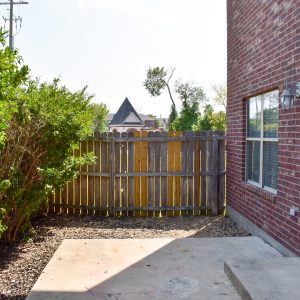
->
246;90;278;192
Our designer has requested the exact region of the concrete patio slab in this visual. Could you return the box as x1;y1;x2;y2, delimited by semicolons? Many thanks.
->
26;237;281;300
225;257;300;300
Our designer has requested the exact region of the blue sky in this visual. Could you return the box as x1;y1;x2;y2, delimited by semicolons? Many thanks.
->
0;0;226;117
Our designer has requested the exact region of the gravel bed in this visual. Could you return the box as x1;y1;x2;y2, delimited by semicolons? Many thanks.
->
0;214;250;300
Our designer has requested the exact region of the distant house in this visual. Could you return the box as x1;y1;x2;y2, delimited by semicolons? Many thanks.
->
157;118;169;131
107;97;160;132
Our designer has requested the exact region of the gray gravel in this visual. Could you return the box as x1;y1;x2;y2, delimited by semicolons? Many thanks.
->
0;214;250;300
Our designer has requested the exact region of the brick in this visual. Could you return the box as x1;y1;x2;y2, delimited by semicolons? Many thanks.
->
227;0;300;255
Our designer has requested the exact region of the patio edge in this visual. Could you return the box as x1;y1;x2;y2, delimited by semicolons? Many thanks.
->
227;206;296;257
224;261;252;300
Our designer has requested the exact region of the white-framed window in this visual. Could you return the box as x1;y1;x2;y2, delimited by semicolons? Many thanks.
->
246;90;278;193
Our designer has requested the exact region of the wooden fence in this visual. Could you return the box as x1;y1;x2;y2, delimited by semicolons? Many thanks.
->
49;131;225;216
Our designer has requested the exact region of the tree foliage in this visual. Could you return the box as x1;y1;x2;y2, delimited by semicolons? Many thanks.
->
143;66;176;109
144;67;210;131
192;104;226;131
212;83;227;110
0;30;29;149
168;104;178;129
0;78;98;244
170;80;206;131
90;103;109;132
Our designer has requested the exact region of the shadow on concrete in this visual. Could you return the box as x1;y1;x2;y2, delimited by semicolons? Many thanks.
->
26;237;278;300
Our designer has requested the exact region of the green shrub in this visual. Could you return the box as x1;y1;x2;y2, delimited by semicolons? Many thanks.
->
0;79;98;244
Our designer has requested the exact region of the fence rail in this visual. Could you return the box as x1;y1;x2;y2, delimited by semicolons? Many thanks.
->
49;131;225;216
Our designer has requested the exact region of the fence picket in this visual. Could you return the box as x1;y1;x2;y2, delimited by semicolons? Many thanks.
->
100;132;108;215
154;131;161;217
94;139;101;214
114;132;121;215
140;131;148;217
186;132;194;215
121;132;128;216
194;132;201;215
127;132;134;216
160;131;168;216
167;132;175;217
80;141;88;215
201;132;208;212
181;132;188;216
174;131;182;216
148;131;155;217
218;133;225;211
88;139;95;215
134;131;141;216
74;147;81;214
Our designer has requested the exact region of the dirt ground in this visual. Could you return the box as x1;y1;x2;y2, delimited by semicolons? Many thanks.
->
0;214;250;300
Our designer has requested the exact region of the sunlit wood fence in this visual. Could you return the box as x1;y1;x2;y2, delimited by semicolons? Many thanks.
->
49;131;225;216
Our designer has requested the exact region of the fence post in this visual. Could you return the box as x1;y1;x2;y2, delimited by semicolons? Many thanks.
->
211;135;219;215
108;135;115;216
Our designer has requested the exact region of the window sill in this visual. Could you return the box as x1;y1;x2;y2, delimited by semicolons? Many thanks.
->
240;181;278;202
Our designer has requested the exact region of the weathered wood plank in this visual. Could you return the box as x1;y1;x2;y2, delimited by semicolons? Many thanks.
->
208;134;219;215
87;139;95;215
79;170;225;177
108;132;115;216
100;132;108;215
186;132;194;215
52;203;220;211
62;185;68;214
114;132;121;215
121;132;128;216
148;131;155;217
167;132;175;217
88;136;226;142
80;141;88;215
94;139;101;214
127;132;134;216
154;131;161;217
181;132;188;216
174;131;182;216
200;131;208;212
54;189;61;214
134;131;141;216
66;180;73;214
74;146;81;214
48;192;54;214
140;131;148;217
160;131;168;216
218;137;225;211
194;132;201;215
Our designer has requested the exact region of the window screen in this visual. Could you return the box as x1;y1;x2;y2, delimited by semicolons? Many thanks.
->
247;141;260;184
247;96;261;138
246;90;278;192
263;91;278;138
263;142;278;190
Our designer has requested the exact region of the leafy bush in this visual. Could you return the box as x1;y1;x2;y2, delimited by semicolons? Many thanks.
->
0;78;98;244
0;29;28;149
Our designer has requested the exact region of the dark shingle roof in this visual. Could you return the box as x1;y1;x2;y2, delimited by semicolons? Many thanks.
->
110;97;144;125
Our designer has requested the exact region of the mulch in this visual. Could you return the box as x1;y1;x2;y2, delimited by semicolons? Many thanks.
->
0;214;250;300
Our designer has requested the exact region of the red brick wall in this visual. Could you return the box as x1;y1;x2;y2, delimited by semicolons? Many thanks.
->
227;0;300;255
